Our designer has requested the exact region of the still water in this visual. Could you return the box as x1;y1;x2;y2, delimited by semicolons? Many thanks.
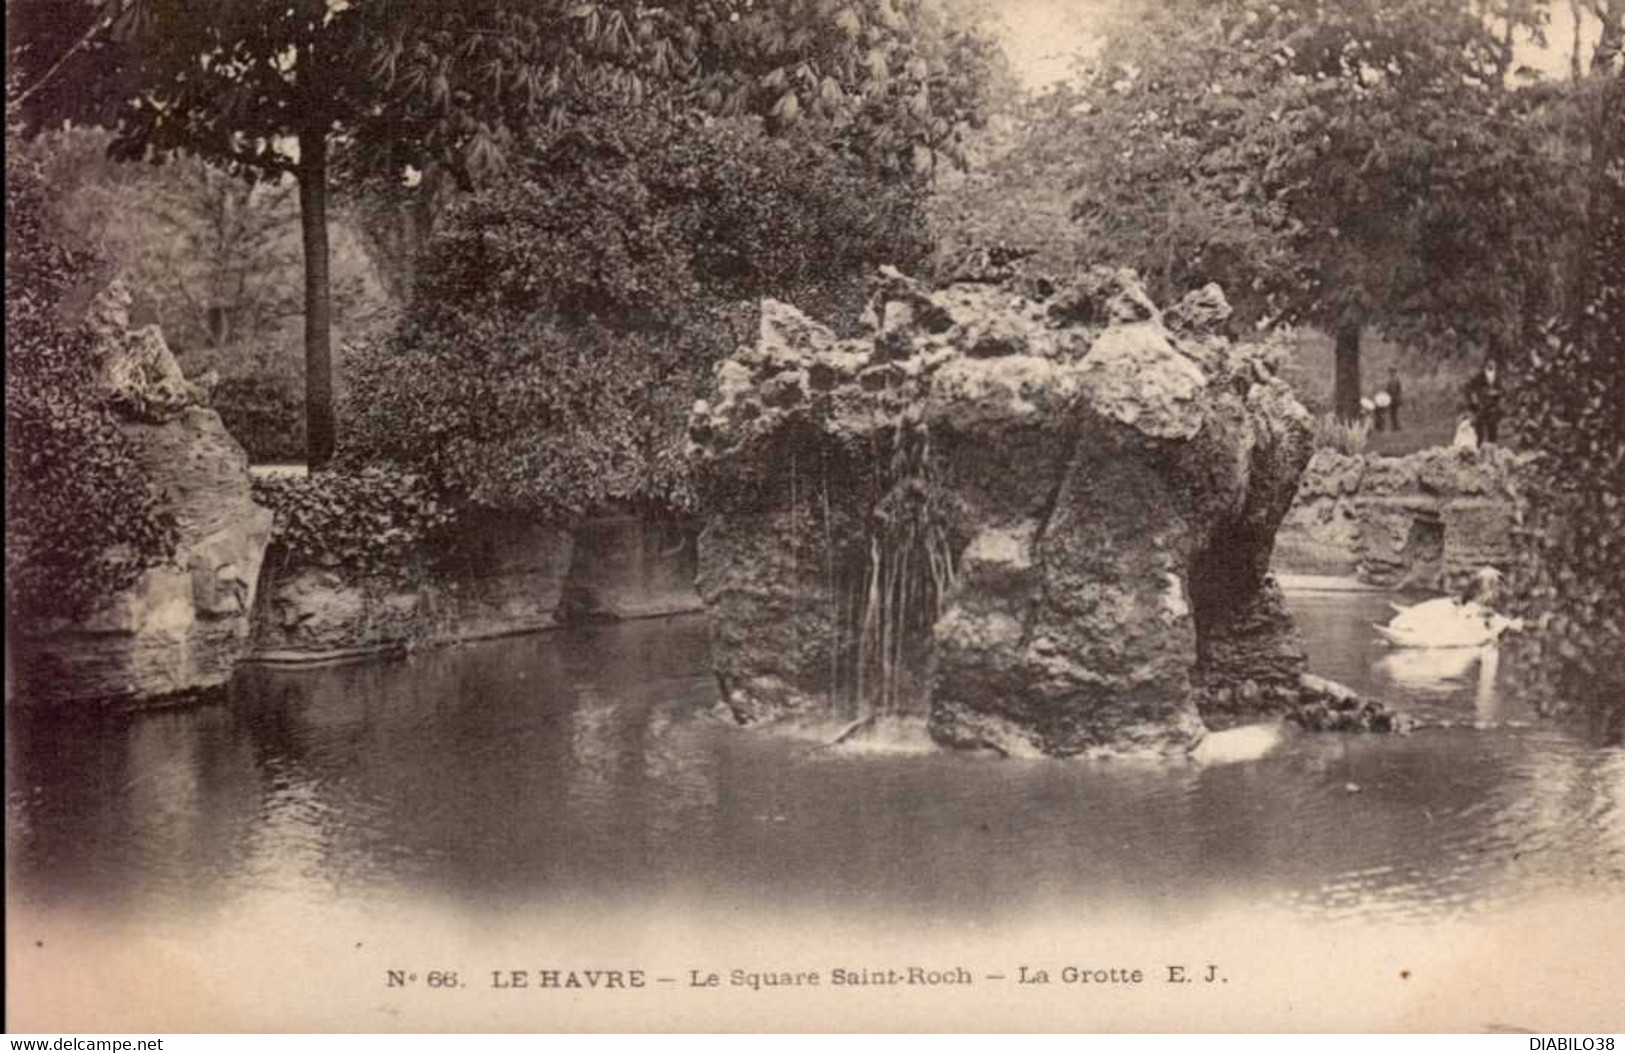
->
8;589;1625;1030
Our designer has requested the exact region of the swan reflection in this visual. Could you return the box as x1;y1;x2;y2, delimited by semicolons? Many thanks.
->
1374;646;1488;694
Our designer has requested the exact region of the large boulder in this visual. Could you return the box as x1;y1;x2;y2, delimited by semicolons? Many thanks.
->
690;267;1323;758
9;282;271;708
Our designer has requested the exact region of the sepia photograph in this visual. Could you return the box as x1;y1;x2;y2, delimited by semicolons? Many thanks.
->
5;0;1624;1034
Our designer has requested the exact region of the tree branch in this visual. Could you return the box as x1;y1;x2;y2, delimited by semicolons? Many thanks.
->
206;139;299;177
12;1;123;107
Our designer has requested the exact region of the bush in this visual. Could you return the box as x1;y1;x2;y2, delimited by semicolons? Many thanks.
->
212;372;305;463
251;465;455;578
343;314;693;519
5;99;179;621
686;119;935;328
343;107;932;520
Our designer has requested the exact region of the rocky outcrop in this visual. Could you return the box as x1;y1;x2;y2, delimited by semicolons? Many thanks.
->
86;278;216;423
249;515;702;662
1276;446;1526;590
10;284;272;708
690;267;1335;758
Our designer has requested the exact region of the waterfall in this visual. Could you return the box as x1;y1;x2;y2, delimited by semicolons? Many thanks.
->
851;414;957;720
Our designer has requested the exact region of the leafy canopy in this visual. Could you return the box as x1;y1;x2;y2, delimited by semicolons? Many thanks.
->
955;0;1570;356
2;0;1003;190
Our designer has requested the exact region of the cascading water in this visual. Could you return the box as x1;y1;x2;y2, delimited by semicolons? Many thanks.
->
850;412;957;724
780;412;958;738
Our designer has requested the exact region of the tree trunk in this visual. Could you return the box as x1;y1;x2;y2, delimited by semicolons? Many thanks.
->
297;127;335;470
1334;318;1363;422
1570;0;1585;81
1594;1;1624;76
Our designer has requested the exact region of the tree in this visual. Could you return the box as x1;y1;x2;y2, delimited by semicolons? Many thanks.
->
10;0;383;467
11;0;1000;467
7;0;684;467
985;0;1571;418
337;0;1002;285
25;129;389;360
349;0;1002;186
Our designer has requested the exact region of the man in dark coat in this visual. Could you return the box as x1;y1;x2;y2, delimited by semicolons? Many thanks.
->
1385;366;1404;432
1464;360;1503;445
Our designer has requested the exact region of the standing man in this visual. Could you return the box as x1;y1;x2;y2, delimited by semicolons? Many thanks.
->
1464;359;1503;446
1385;365;1404;432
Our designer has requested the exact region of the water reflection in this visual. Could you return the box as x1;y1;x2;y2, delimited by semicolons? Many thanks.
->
1374;647;1485;695
1289;591;1534;728
7;601;1624;936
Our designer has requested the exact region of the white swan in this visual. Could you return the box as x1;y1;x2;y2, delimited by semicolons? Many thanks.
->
1375;568;1521;649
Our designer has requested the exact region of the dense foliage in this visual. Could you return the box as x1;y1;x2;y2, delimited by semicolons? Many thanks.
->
939;0;1574;417
4;104;178;621
343;108;932;519
1506;68;1625;735
10;0;1000;466
10;0;394;467
212;375;307;464
17;127;390;463
20;129;389;357
251;466;455;579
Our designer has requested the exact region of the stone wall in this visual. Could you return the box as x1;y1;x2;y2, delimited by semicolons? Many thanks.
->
560;515;707;621
248;515;703;664
1275;446;1525;590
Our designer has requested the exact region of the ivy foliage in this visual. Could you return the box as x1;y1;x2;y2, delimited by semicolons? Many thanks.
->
342;107;932;521
1506;68;1625;736
251;466;455;579
4;95;178;621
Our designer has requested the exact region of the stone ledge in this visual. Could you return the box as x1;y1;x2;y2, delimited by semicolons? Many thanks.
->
247;514;703;664
1276;446;1527;590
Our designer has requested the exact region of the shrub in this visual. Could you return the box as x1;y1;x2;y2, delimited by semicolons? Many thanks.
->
5;98;179;621
686;119;935;328
342;315;689;519
251;465;455;578
343;107;932;520
212;372;305;463
1310;413;1371;456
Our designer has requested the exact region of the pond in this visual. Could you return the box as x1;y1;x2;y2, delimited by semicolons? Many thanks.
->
8;589;1624;1031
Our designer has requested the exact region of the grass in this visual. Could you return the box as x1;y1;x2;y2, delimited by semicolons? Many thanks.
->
1310;413;1371;455
1278;328;1473;457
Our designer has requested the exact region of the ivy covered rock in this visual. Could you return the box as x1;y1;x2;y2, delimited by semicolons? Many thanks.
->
690;266;1344;758
9;284;272;709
